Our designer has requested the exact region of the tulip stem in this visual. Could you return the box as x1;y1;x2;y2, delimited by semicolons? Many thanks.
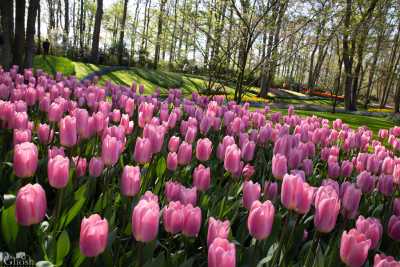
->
304;231;319;267
55;188;65;222
270;215;288;267
136;241;144;267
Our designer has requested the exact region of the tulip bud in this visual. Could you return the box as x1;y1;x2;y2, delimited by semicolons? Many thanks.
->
314;186;340;233
241;141;256;162
163;201;184;234
179;186;197;206
281;174;314;214
132;192;159;242
15;183;47;226
242;164;255;180
208;238;236;267
88;157;104;177
168;136;180;152
207;217;230;246
48;155;70;189
378;174;393;197
167;152;178;171
340;229;371;267
59;115;77;147
193;164;211;192
374;253;400;267
356;171;374;193
37;123;53;144
224;144;241;174
243;180;261;209
340;182;361;219
264;181;278;201
196;138;212;161
13;142;38;178
388;215;400;241
120;165;141;197
182;204;202;237
133;137;152;164
177;141;192;166
247;200;275;240
272;154;287;180
79;214;109;257
356;215;382;250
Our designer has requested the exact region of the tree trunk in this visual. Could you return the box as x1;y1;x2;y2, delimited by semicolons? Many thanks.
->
169;0;178;65
14;0;26;69
79;0;85;57
90;0;103;63
117;0;129;65
342;0;354;111
154;0;167;68
394;79;400;113
37;2;41;54
24;0;40;69
364;32;383;108
0;0;14;69
63;0;70;47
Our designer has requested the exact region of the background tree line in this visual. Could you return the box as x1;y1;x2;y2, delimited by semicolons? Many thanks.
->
1;0;400;112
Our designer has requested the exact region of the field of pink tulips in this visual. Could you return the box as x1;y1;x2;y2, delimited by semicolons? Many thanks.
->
1;65;400;267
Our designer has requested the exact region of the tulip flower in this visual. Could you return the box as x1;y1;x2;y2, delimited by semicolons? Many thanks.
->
264;181;278;201
356;216;382;250
37;123;53;144
208;238;236;267
314;185;340;233
120;165;141;197
15;183;47;226
207;217;230;246
242;180;261;209
193;164;211;192
132;192;160;242
374;253;400;267
168;136;180;152
224;144;241;174
247;200;275;240
378;174;393;197
340;229;371;267
182;204;202;237
272;154;287;180
242;164;255;180
167;152;178;171
59;115;77;147
281;174;314;214
341;182;361;219
133;137;152;164
165;181;181;202
196;138;213;161
393;198;400;216
88;157;104;178
356;171;374;193
179;186;197;206
177;141;192;166
48;155;70;189
13;142;38;178
79;214;109;257
163;201;184;234
388;215;400;241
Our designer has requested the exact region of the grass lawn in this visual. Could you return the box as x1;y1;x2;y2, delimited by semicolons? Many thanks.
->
73;62;102;80
33;55;76;76
270;108;395;133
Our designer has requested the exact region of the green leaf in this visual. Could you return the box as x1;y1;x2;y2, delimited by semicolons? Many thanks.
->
1;204;19;250
36;261;55;267
58;197;86;230
3;194;16;208
179;257;195;267
143;252;165;267
56;230;70;266
156;157;166;177
71;247;86;267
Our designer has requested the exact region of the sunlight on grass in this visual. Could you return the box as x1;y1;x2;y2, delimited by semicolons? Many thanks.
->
73;62;101;80
33;55;75;76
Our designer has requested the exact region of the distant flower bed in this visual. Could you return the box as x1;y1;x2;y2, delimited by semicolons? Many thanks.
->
1;66;400;267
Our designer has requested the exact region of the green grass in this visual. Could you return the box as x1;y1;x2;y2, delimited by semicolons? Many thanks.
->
73;62;101;80
100;68;236;95
33;55;75;76
270;108;394;133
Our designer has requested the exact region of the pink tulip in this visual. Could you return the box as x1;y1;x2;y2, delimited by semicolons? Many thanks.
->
247;200;275;240
382;157;395;175
340;229;371;267
281;174;314;214
168;136;180;152
356;171;374;193
302;159;313;177
13;142;38;178
374;253;400;267
177;141;192;166
179;186;197;206
37;123;53;144
393;164;400;184
356;216;382;250
242;164;255;180
167;152;178;171
393;198;400;216
378;174;393;197
207;217;230;246
13;129;31;145
75;108;89;138
88;157;104;177
134;137;152;164
196;138;213;161
120;165;141;197
328;161;340;179
224;144;241;174
314;185;340;233
193;164;211;191
264;181;278;201
341;160;353;177
48;155;69;189
272;154;287;180
15;183;47;226
388;215;400;241
243;180;261;209
79;214;109;257
59;115;77;147
241;141;256;162
165;181;182;202
182;204;202;237
185;125;197;144
163;201;184;234
208;238;236;267
102;135;122;166
138;102;154;128
132;192;160;242
341;182;361;219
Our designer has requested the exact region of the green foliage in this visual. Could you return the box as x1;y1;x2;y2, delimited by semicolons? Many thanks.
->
33;56;76;77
